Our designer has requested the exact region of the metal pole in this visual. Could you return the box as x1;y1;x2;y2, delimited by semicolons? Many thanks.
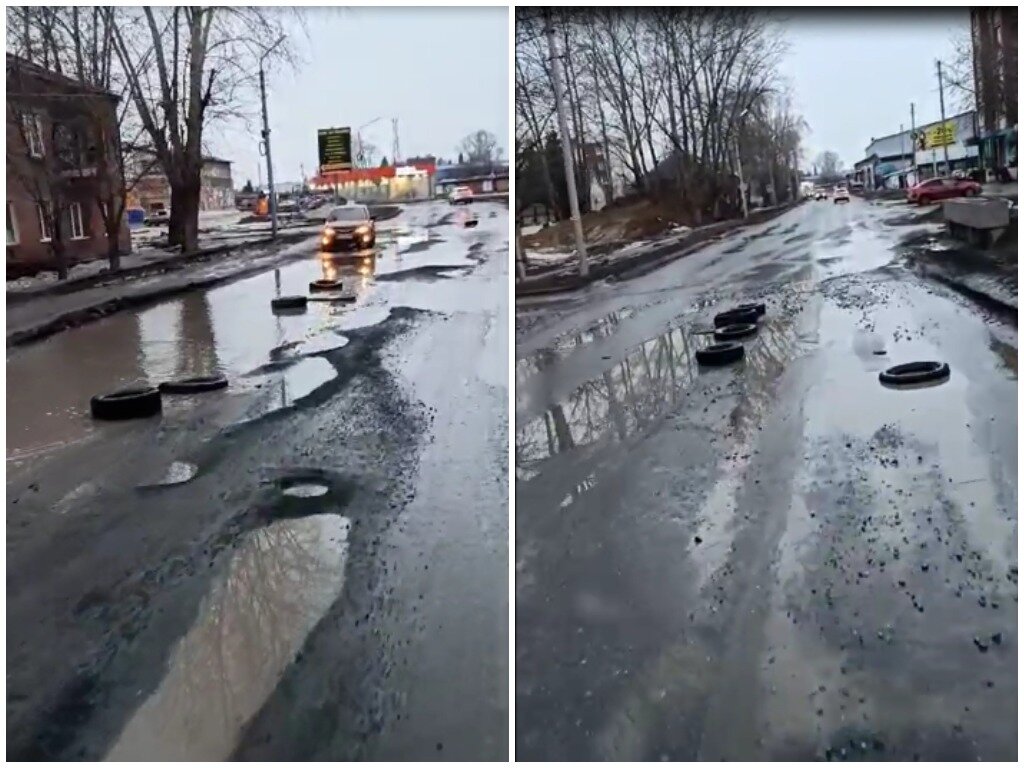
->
936;59;950;175
545;13;588;278
910;102;917;183
735;137;748;218
258;35;285;238
262;67;278;239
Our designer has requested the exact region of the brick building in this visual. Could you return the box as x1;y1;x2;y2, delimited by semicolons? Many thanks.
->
128;156;235;213
6;54;131;276
971;7;1018;178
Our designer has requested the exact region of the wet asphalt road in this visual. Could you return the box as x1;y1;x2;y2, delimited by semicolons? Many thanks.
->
7;201;508;760
515;198;1017;760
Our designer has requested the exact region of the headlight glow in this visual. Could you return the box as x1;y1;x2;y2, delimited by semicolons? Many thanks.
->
323;227;335;237
355;225;370;234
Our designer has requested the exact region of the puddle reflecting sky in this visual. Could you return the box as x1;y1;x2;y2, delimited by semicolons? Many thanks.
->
106;513;350;761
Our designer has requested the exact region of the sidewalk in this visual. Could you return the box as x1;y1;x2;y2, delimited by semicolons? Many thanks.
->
7;222;320;302
515;202;801;298
7;233;320;347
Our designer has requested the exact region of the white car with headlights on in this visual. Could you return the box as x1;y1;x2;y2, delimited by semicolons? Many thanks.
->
321;204;376;251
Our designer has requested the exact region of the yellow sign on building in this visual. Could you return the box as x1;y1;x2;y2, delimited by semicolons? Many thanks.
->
923;121;956;149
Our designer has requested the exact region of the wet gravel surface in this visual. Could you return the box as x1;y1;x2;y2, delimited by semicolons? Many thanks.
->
515;198;1017;760
7;201;509;760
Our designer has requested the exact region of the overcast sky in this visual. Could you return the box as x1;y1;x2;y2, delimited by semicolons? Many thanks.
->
210;7;508;187
776;9;970;171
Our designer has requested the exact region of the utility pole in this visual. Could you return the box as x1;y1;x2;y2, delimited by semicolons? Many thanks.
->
910;102;917;184
259;34;286;239
392;117;402;166
545;11;588;278
936;59;950;175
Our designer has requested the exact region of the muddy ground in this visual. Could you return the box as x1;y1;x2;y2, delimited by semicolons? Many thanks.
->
515;196;1017;760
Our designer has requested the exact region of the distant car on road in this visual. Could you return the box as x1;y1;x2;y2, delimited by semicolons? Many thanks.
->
906;177;982;205
144;209;169;226
321;204;376;251
814;188;827;201
450;186;474;205
833;186;850;203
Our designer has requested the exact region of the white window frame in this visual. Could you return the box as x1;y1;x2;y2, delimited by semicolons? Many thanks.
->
7;202;19;245
37;203;51;242
69;202;87;239
22;113;44;158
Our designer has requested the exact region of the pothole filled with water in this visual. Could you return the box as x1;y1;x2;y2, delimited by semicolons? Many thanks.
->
280;481;330;498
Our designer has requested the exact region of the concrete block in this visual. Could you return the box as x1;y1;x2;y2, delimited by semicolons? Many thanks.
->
943;198;1011;230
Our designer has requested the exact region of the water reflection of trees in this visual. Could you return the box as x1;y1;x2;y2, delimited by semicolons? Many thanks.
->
516;316;801;480
177;292;219;379
107;515;349;761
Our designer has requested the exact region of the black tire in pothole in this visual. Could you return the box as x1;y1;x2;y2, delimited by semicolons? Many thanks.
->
90;387;162;420
714;322;758;341
271;295;307;311
714;307;759;327
695;342;745;366
159;375;228;394
309;279;343;292
879;361;950;386
735;301;766;317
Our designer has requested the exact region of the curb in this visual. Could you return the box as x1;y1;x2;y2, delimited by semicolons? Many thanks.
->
6;228;318;305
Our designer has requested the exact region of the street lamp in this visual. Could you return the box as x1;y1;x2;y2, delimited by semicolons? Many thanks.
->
258;34;286;238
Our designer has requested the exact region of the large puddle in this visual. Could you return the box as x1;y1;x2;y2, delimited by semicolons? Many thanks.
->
7;202;504;464
105;513;350;761
516;312;805;481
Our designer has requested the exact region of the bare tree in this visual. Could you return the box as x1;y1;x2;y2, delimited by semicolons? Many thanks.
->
109;7;298;252
815;150;843;183
515;9;804;225
458;129;502;163
943;29;976;114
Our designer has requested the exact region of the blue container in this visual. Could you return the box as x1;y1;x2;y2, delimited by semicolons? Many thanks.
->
127;207;146;227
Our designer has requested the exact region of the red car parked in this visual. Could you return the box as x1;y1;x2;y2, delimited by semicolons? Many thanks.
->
907;177;982;205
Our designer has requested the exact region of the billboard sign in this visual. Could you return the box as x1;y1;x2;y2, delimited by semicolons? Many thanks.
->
916;122;956;150
318;127;353;172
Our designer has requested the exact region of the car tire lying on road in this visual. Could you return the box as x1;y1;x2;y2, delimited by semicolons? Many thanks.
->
695;341;745;366
714;307;760;327
271;296;308;311
159;375;229;395
91;387;162;421
309;279;343;292
714;322;758;341
735;301;766;317
879;361;950;386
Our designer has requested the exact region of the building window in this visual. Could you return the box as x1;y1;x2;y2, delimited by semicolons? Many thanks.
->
37;203;51;242
22;113;45;158
69;202;86;239
7;202;19;245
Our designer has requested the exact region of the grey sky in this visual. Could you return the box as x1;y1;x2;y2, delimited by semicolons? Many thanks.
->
775;9;970;171
210;7;508;187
